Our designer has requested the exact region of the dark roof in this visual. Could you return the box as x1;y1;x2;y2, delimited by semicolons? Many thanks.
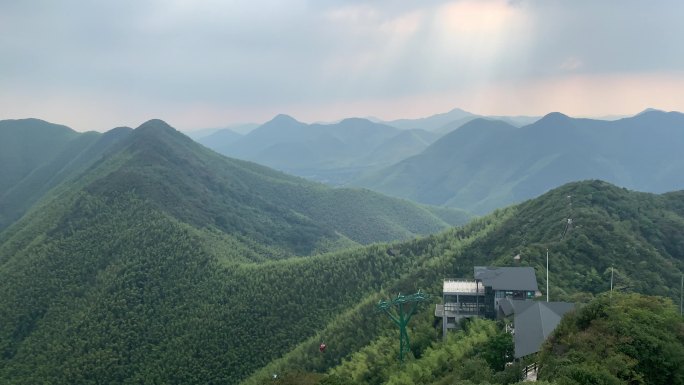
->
474;266;539;291
497;298;517;317
500;300;575;358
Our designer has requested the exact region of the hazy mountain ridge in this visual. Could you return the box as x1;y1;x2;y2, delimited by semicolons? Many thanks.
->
384;107;539;133
197;115;441;185
195;127;243;150
194;107;539;185
355;110;684;214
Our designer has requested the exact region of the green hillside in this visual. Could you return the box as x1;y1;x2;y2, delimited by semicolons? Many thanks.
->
88;119;464;254
241;180;684;385
0;119;132;230
538;293;684;385
1;120;682;385
1;119;465;256
0;118;472;384
0;119;78;194
258;293;682;385
355;110;684;214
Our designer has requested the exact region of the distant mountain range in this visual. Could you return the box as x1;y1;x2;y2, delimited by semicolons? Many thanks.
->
190;108;541;186
184;122;259;142
197;114;440;185
383;107;539;133
189;108;684;215
354;110;684;214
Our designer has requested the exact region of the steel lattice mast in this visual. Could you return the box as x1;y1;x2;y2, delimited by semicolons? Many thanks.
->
376;291;430;361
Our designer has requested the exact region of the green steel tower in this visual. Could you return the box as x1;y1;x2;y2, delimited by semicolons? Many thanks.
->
376;291;430;361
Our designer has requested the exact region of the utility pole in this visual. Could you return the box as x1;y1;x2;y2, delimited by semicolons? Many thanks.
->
680;274;683;316
546;249;549;302
610;267;614;299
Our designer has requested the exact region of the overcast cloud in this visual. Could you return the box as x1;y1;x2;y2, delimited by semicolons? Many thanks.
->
1;0;683;131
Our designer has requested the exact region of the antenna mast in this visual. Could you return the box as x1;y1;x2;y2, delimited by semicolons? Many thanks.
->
610;267;614;299
546;249;549;302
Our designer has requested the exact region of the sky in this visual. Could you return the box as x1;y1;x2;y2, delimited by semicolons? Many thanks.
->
1;0;683;132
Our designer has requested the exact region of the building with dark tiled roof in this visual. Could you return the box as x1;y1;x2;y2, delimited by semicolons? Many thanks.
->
498;299;575;358
436;266;542;338
475;266;540;318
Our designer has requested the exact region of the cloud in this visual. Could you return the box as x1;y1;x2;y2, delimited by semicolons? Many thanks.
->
1;0;683;131
560;57;584;71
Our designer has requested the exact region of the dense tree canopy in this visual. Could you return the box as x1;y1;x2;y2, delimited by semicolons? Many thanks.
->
1;117;683;385
538;293;684;385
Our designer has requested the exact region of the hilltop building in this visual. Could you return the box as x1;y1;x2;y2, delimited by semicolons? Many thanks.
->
435;265;575;360
498;299;575;358
436;266;540;337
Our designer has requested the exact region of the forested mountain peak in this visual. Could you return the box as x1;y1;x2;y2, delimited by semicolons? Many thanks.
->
8;117;463;258
264;113;302;127
242;114;308;142
635;107;665;116
0;117;469;384
338;117;371;124
537;111;570;121
528;112;576;130
627;108;684;126
385;106;478;131
103;126;134;139
129;119;192;145
335;117;385;128
444;117;516;135
135;118;175;132
0;118;76;134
